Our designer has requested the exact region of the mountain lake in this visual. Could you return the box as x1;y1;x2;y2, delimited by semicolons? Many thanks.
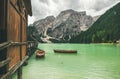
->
12;43;120;79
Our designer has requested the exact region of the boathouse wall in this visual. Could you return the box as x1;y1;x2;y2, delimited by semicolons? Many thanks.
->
0;0;32;78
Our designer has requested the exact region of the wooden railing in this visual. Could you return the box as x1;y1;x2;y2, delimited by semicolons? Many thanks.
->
0;42;11;51
0;41;37;79
27;41;38;56
0;41;27;51
0;58;11;68
1;56;28;79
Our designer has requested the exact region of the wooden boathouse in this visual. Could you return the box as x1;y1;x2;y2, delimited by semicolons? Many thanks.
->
0;0;37;79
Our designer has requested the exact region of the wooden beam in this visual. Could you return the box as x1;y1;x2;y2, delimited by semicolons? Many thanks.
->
0;42;11;51
1;56;28;79
0;42;10;47
18;67;22;79
0;42;27;51
0;58;11;68
18;16;22;79
9;0;27;24
11;42;26;46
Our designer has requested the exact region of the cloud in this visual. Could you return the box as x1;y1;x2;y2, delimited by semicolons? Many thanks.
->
28;0;120;25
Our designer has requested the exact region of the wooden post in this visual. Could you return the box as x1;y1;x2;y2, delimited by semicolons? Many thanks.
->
18;67;22;79
17;9;23;79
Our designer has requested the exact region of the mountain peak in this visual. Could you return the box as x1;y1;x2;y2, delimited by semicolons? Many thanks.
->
31;9;94;42
60;9;74;14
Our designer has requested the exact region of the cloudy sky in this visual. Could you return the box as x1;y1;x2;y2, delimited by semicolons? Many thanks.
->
28;0;120;25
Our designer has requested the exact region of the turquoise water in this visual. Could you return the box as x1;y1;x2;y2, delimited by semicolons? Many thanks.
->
13;44;120;79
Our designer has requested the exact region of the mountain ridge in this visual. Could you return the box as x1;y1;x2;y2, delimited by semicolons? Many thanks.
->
70;2;120;43
30;9;94;42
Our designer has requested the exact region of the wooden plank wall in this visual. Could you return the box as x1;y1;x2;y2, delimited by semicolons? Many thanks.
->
0;0;30;78
7;0;28;69
8;3;21;69
22;19;27;60
0;0;29;77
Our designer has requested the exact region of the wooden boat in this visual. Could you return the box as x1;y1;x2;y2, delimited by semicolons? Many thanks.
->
54;49;77;53
36;50;45;58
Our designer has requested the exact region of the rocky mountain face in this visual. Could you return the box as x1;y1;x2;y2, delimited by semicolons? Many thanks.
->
32;9;94;42
33;16;55;36
48;9;93;41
